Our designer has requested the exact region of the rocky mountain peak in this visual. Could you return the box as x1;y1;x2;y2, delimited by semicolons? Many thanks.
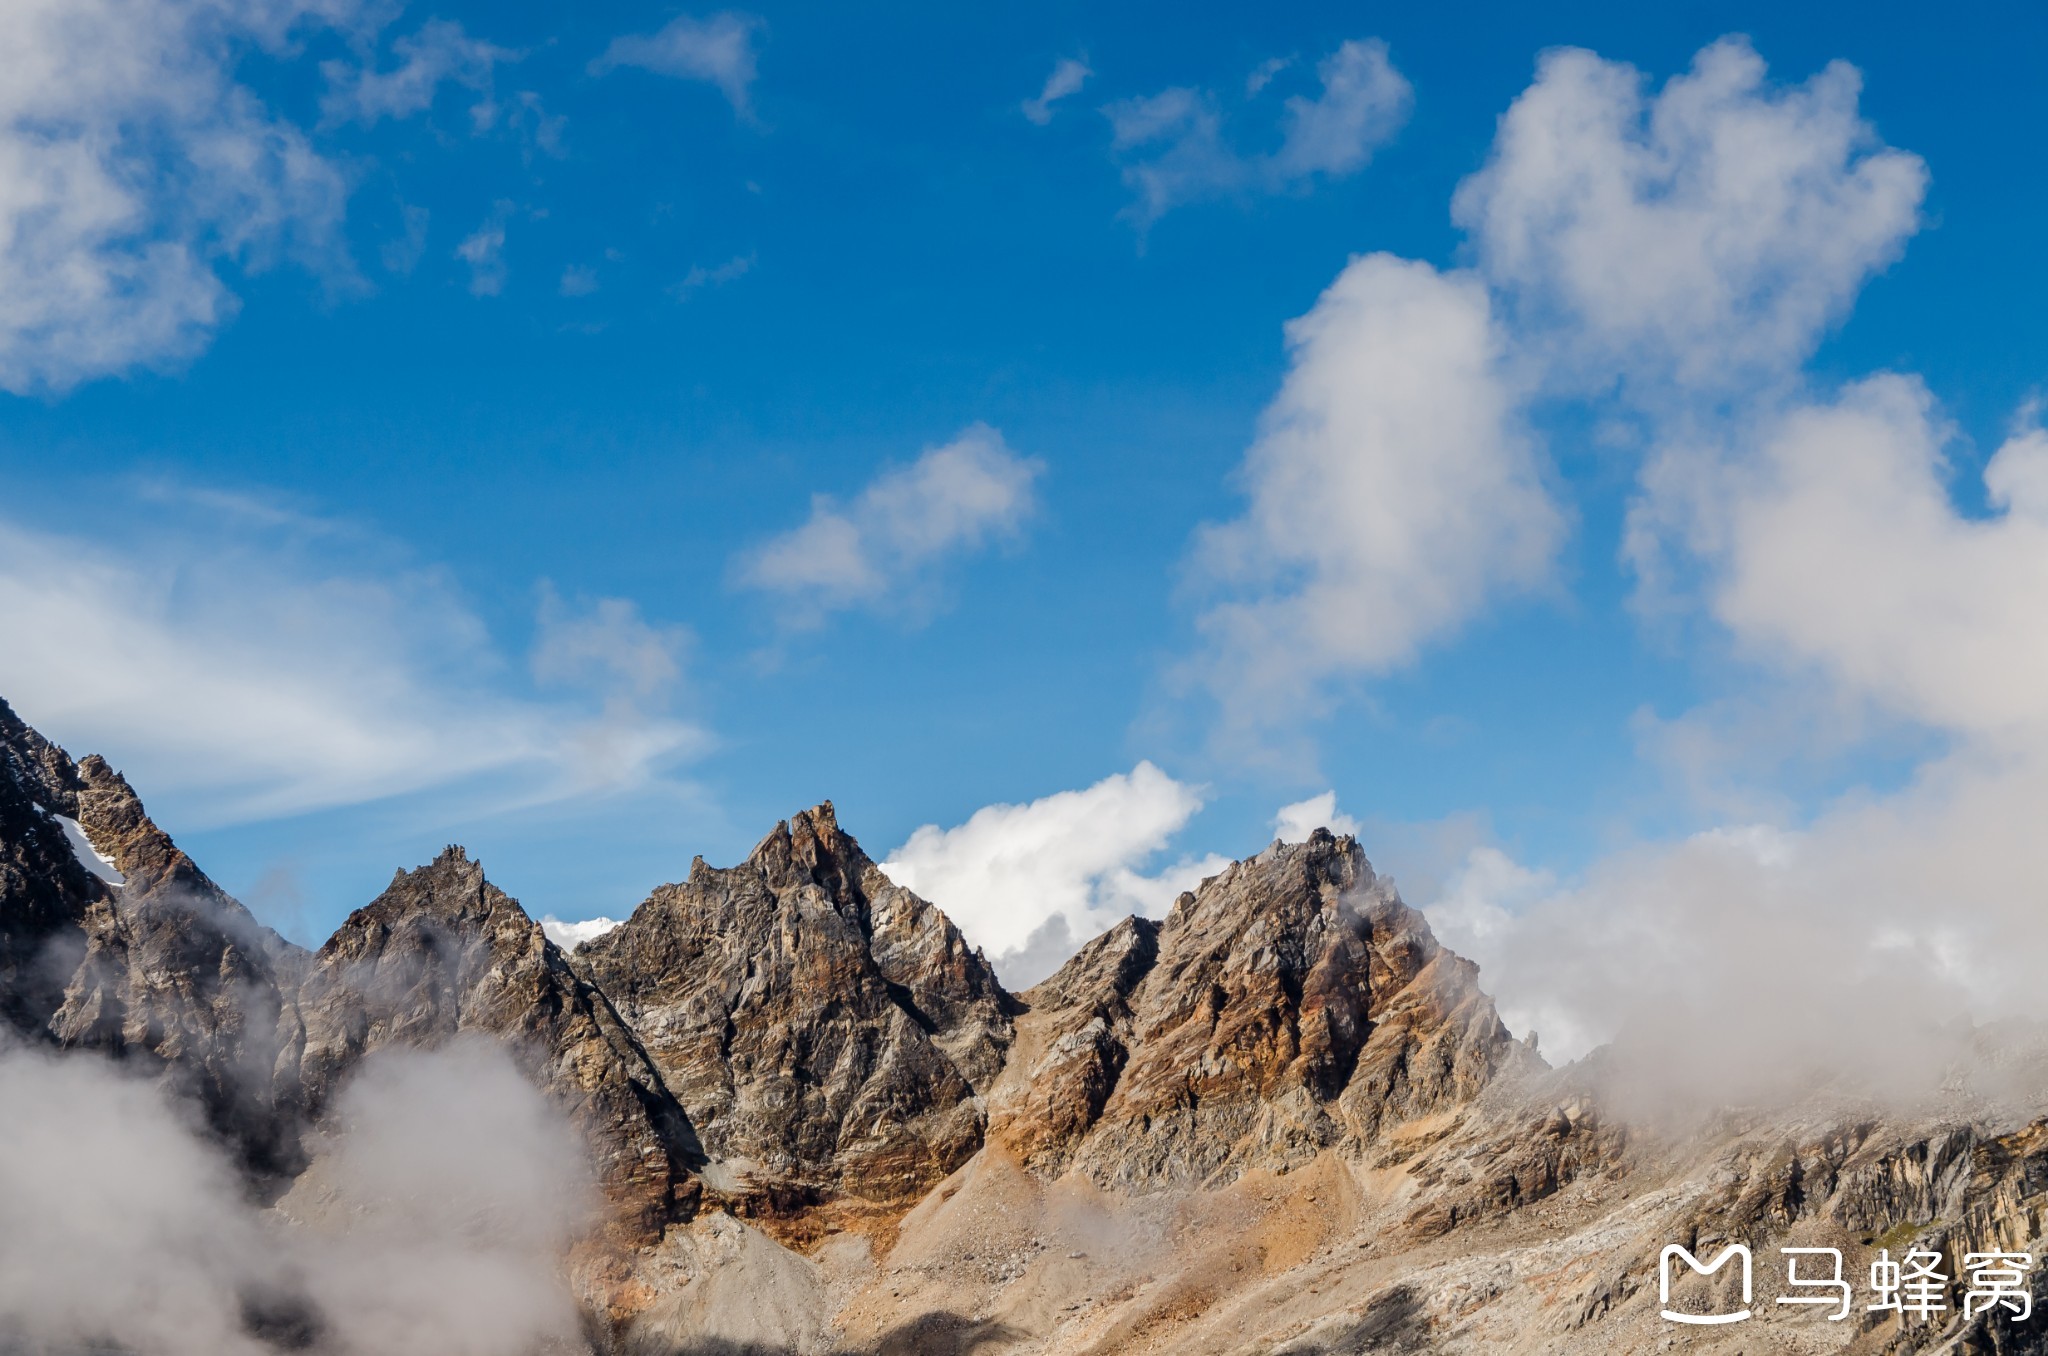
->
0;699;301;1174
742;800;875;922
574;806;1013;1222
988;828;1525;1188
287;845;703;1247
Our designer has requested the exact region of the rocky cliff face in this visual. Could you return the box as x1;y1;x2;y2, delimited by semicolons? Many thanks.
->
0;697;300;1175
987;829;1527;1189
284;846;704;1249
573;803;1013;1219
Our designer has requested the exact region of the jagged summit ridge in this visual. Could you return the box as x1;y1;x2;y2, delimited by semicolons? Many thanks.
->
988;827;1529;1188
18;693;2048;1353
285;844;704;1247
0;697;300;1173
574;802;1014;1215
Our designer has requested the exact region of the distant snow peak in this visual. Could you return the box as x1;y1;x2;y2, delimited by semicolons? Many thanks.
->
54;815;123;886
540;914;620;949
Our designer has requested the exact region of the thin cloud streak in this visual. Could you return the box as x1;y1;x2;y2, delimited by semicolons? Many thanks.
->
0;496;707;828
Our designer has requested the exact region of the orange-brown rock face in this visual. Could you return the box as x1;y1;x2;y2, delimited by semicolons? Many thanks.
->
285;848;703;1247
573;803;1013;1213
990;829;1527;1189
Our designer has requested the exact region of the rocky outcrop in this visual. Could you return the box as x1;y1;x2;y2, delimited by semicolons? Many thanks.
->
573;803;1013;1213
284;846;703;1247
0;697;300;1174
988;829;1527;1190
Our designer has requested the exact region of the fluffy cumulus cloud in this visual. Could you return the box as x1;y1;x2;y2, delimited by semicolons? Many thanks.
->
1169;30;2048;1108
1273;790;1361;843
592;11;763;118
539;915;622;949
1452;380;2048;1097
1023;55;1092;125
1229;37;2048;1107
0;0;364;394
1453;37;1926;392
1192;254;1563;728
1688;381;2048;736
737;423;1043;627
880;762;1229;985
1106;38;1411;225
0;492;706;826
1192;36;1926;737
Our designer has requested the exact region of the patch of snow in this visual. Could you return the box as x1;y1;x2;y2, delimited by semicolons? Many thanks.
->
540;915;620;950
55;815;124;886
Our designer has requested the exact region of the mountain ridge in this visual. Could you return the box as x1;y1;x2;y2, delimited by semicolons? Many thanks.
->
7;695;2048;1355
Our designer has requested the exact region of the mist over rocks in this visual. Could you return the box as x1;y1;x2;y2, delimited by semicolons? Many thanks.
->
15;693;2048;1354
285;844;706;1250
0;695;303;1175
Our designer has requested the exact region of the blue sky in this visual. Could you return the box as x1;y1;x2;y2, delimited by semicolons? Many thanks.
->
4;1;2048;1039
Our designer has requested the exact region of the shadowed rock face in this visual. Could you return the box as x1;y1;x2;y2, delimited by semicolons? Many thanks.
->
990;830;1527;1189
573;803;1014;1210
0;697;301;1175
286;847;704;1246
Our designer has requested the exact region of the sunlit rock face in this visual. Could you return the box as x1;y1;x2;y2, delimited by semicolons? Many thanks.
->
987;829;1528;1188
286;846;705;1249
573;802;1015;1215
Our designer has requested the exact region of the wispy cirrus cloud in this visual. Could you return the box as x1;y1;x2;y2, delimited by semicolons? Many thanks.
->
1022;55;1091;125
591;11;764;119
1105;38;1412;226
0;486;706;827
735;424;1043;628
320;19;516;130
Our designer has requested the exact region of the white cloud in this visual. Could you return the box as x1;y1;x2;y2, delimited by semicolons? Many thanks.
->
1453;36;1926;392
455;205;509;296
880;762;1228;985
0;1039;595;1356
1684;380;2048;738
1023;56;1092;125
0;496;706;826
736;424;1043;626
671;251;754;300
1192;253;1563;729
1270;39;1414;182
539;915;622;950
0;0;364;394
321;19;513;129
591;12;763;119
1105;38;1411;225
1245;56;1293;97
1105;88;1242;224
1347;38;2048;1109
1272;790;1360;843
